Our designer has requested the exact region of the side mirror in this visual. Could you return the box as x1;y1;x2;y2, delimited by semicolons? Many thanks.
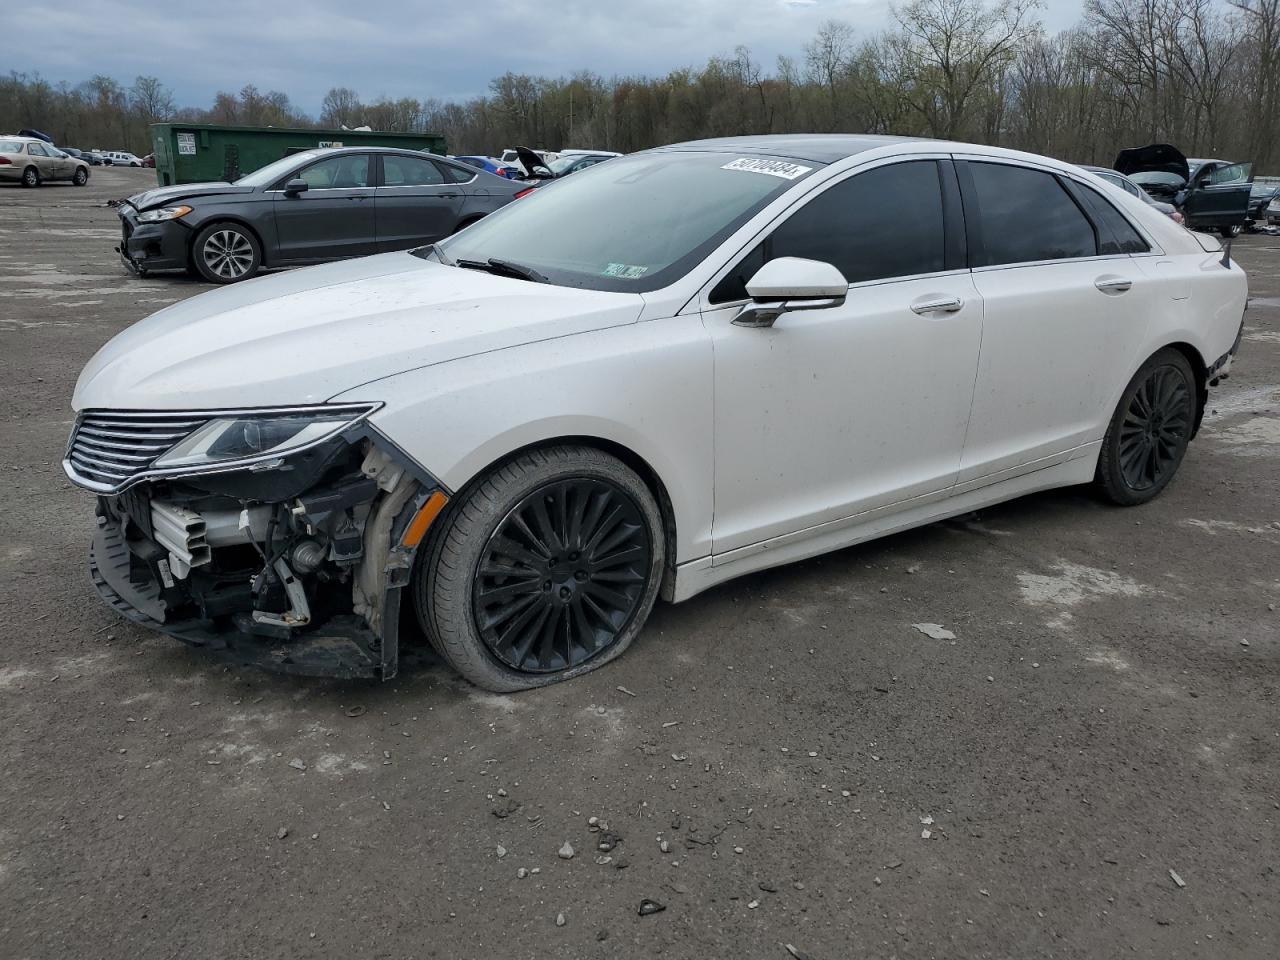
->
284;178;309;196
733;257;848;328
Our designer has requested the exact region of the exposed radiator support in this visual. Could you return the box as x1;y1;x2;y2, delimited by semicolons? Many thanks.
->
151;500;211;579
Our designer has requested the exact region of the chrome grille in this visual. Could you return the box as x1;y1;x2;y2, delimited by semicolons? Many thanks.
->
65;411;207;493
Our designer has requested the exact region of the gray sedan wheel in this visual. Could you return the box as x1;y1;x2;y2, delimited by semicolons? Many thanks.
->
21;166;39;187
73;167;89;186
192;223;262;284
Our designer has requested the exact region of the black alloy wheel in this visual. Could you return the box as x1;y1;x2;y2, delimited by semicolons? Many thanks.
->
1097;348;1196;505
472;478;652;673
1116;364;1193;491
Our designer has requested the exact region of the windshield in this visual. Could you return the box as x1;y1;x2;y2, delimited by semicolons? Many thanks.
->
437;151;821;293
1130;171;1185;188
235;151;322;186
548;155;585;175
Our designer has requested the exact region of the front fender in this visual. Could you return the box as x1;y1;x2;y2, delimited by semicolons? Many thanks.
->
332;316;715;562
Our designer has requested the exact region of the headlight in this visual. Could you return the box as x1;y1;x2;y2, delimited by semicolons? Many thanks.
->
137;205;192;223
152;405;378;471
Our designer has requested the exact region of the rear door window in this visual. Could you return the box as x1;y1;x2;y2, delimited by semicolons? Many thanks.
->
382;155;446;186
437;161;475;183
966;162;1097;266
1072;184;1150;255
711;160;947;303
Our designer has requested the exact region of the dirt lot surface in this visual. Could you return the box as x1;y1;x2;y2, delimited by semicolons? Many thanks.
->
1;167;1277;959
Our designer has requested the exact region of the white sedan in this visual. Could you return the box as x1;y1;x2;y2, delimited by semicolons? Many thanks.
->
65;135;1247;689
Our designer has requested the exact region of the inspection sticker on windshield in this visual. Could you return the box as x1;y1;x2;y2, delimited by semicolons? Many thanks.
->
721;157;812;180
603;263;649;279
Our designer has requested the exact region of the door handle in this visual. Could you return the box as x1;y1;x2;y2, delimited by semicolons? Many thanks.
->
910;296;964;315
1094;277;1132;294
437;192;459;199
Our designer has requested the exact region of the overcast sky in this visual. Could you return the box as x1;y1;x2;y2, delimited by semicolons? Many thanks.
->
2;0;1088;115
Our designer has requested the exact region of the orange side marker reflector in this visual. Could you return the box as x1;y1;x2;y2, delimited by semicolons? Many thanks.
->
401;491;449;548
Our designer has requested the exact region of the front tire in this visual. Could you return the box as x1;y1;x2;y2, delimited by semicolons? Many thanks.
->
192;222;262;283
21;166;39;187
1220;224;1242;238
415;446;665;692
73;167;89;186
1095;348;1196;505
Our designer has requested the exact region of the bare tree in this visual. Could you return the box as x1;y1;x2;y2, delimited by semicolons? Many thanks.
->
805;20;856;129
129;76;174;124
888;0;1041;138
320;87;362;128
1228;0;1280;167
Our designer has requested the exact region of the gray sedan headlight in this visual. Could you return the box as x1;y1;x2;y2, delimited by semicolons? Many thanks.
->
137;205;193;223
152;405;377;471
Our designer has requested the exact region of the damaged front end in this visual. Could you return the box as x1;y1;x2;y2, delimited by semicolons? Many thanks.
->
64;405;448;680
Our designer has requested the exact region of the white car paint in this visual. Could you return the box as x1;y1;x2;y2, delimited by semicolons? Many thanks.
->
73;137;1247;607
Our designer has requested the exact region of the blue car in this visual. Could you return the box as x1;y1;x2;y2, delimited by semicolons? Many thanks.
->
453;155;521;179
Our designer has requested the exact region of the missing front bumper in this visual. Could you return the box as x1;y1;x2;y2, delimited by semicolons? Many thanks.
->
89;517;390;679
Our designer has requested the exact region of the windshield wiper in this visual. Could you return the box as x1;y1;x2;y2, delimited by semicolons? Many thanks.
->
456;257;548;284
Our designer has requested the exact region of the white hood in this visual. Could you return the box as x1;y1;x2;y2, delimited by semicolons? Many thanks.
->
73;253;645;410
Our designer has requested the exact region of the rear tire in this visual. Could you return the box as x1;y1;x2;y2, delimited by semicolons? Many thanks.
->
21;166;39;187
1220;224;1242;238
1095;348;1196;506
414;446;665;692
192;222;262;284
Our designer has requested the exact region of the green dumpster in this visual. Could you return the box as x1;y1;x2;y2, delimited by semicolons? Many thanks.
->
148;123;447;186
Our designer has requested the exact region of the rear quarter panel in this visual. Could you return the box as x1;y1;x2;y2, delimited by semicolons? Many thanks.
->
1129;252;1246;390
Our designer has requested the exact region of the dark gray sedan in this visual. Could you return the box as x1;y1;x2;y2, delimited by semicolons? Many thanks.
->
116;147;526;283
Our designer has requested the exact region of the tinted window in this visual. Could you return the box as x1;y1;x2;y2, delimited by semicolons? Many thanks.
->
456;157;485;169
382;155;444;186
438;161;474;183
1073;184;1149;255
298;154;370;188
968;163;1096;266
711;160;946;303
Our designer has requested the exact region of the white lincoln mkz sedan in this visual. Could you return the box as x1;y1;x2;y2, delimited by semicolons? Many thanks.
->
65;135;1247;690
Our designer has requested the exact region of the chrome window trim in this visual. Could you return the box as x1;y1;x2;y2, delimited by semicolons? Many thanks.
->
970;252;1147;275
264;187;376;194
375;184;454;191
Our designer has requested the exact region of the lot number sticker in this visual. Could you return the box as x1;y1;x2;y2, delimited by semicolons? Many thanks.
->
177;132;196;155
602;262;649;279
722;157;812;180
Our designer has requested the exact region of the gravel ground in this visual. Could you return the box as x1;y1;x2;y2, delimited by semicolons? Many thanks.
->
1;167;1277;960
